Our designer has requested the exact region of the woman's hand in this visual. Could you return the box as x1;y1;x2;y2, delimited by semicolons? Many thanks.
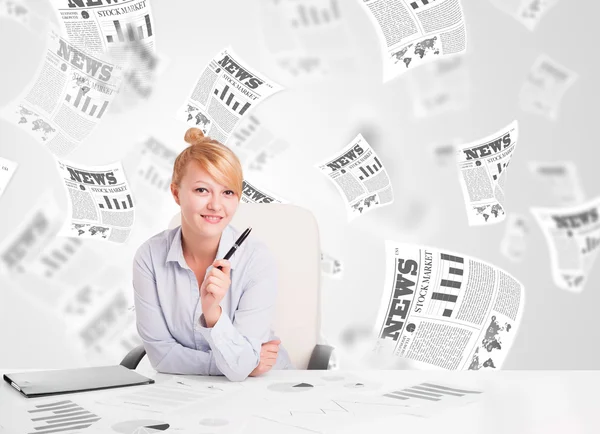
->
200;259;231;326
249;339;281;377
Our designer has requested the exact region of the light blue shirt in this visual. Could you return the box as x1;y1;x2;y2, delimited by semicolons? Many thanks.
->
132;224;294;381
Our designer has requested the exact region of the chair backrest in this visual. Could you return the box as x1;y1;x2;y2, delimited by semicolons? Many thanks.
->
168;203;322;369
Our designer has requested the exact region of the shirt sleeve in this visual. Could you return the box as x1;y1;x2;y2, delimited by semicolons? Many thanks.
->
196;244;278;382
133;244;221;376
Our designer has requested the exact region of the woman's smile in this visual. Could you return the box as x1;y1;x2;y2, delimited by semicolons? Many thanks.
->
201;214;223;224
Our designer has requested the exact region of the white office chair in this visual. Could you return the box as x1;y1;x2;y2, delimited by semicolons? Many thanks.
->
121;203;334;370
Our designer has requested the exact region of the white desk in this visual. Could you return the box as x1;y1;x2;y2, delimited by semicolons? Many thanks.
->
1;368;598;434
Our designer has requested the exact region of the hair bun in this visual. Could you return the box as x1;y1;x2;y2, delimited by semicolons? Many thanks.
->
184;127;206;145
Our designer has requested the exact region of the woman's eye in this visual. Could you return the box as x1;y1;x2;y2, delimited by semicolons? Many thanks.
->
195;188;207;193
224;190;235;196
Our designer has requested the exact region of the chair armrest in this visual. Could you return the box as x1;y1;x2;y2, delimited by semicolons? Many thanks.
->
120;345;147;370
307;344;334;370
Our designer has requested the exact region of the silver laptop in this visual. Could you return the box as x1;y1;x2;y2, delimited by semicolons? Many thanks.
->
3;365;154;398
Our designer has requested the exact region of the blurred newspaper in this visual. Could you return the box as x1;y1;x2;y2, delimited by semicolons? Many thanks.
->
406;55;471;118
321;252;343;279
50;0;155;59
519;54;577;120
359;0;467;81
257;0;353;80
247;138;291;172
457;121;519;226
57;264;137;361
125;136;181;231
0;157;18;198
56;159;135;243
529;161;585;206
226;115;290;171
500;213;530;262
0;30;123;157
241;180;286;204
109;40;167;112
316;133;393;221
51;0;160;113
490;0;560;31
0;192;62;276
428;137;461;167
26;236;106;287
531;196;600;293
374;241;525;370
176;47;282;144
0;0;56;39
0;0;30;28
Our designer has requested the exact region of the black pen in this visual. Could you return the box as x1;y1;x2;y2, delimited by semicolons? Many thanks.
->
217;227;252;270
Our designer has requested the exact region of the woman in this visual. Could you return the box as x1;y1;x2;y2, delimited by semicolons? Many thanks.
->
133;127;293;381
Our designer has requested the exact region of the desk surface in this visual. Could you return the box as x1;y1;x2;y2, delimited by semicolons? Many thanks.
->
1;368;598;434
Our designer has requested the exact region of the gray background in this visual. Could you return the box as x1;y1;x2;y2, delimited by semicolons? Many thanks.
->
0;0;598;370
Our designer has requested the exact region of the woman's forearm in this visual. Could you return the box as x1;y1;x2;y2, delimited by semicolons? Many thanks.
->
197;312;262;382
145;340;222;376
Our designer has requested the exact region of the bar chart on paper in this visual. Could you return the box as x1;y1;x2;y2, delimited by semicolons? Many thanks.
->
231;116;278;153
231;115;260;147
492;161;509;181
98;194;134;210
136;158;171;192
383;382;481;404
104;14;153;44
581;236;600;254
33;237;83;279
290;0;341;27
26;400;101;434
357;157;382;181
427;253;464;318
213;85;251;115
64;87;109;119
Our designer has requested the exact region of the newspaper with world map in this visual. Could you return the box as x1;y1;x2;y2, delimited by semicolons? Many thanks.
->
359;0;467;81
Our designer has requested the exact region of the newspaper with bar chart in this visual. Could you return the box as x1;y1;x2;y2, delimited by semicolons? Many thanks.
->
456;121;519;226
0;30;123;157
50;0;156;60
359;0;467;81
56;159;135;243
315;133;393;221
176;47;282;144
373;241;525;370
531;196;600;293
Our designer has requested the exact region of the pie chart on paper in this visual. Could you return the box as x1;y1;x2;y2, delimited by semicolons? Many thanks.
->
267;382;315;392
343;381;382;391
112;420;170;434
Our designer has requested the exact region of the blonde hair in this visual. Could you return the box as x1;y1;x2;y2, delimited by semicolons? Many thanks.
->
172;128;243;198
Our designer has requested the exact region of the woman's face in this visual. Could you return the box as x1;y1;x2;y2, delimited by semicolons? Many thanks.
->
172;161;239;238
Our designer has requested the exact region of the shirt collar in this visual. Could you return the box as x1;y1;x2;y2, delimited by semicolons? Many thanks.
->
166;225;237;270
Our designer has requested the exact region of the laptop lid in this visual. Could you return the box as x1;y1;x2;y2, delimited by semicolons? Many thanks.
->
3;365;154;398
